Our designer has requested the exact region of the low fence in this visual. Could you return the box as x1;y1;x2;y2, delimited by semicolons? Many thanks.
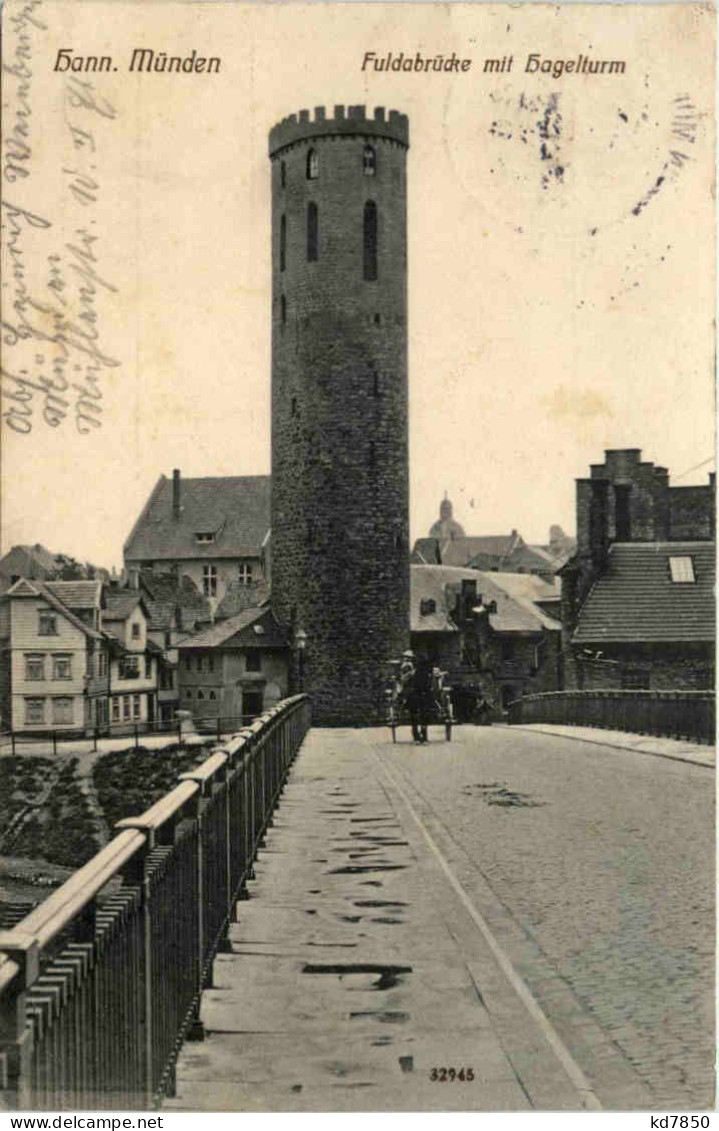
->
0;714;267;756
508;690;715;745
0;695;311;1111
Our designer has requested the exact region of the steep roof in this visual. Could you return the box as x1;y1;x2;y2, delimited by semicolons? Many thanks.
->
139;572;210;631
215;578;270;620
410;565;558;636
102;590;147;621
573;542;715;644
4;579;104;641
178;606;288;650
441;535;516;567
472;572;561;633
124;475;271;562
45;580;102;610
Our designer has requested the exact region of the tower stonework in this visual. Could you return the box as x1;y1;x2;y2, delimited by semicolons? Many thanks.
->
269;105;410;725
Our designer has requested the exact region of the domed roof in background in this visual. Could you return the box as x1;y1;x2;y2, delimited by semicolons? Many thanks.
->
429;495;466;542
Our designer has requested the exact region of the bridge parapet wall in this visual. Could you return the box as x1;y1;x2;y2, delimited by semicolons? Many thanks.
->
0;696;311;1111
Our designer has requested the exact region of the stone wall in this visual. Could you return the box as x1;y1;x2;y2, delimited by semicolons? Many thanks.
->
270;106;410;724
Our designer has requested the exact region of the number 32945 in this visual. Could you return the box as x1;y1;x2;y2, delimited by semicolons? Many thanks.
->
429;1067;475;1082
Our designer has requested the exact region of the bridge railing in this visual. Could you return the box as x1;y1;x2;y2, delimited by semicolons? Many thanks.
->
0;695;311;1112
507;689;714;745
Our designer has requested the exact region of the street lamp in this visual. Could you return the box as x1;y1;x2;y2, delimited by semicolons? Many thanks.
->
294;627;307;693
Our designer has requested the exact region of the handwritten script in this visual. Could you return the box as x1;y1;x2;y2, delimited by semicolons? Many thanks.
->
1;0;120;435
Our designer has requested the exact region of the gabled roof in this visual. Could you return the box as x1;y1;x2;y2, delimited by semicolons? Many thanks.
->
440;535;517;567
215;578;270;620
124;475;271;562
573;542;715;644
45;580;102;610
4;579;104;641
102;590;148;621
410;565;561;636
139;572;210;631
178;606;288;650
410;538;442;566
472;572;562;633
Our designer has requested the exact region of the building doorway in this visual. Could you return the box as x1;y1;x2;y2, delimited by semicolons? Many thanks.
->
242;688;264;725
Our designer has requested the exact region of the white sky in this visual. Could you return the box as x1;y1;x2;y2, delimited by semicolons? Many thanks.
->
1;2;714;569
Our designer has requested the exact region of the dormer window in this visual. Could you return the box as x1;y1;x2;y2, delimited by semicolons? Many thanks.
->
196;532;215;544
363;145;376;176
669;556;695;583
419;598;436;616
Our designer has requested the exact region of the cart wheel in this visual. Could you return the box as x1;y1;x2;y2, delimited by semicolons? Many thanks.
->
445;721;452;741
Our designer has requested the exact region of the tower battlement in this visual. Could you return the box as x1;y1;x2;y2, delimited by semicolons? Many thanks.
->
269;104;409;156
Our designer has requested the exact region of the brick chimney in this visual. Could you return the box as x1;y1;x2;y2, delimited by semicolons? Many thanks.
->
172;469;181;520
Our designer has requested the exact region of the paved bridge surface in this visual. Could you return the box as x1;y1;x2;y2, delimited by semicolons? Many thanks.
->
165;724;714;1113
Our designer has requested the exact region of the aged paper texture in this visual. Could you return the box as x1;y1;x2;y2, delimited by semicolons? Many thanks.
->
0;0;715;1116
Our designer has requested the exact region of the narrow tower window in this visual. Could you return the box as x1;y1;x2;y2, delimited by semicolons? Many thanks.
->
363;200;378;281
280;214;286;273
280;294;287;324
363;145;376;176
307;148;318;180
280;160;286;188
307;202;318;261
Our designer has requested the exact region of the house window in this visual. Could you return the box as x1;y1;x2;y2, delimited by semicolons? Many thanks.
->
419;598;436;617
306;148;318;180
53;655;72;680
195;532;215;544
98;652;107;678
280;214;287;272
307;202;318;262
145;655;152;678
363;200;377;281
131;622;141;640
164;631;172;650
132;694;141;720
238;562;253;586
208;656;214;672
25;654;45;681
122;695;131;720
111;696;120;722
38;611;57;636
87;655;94;679
669;556;695;583
53;697;74;725
202;566;217;597
363;145;376;175
24;698;45;725
209;689;217;700
246;651;262;673
119;655;140;680
197;656;204;672
185;654;192;670
500;639;515;662
197;689;205;701
185;688;192;699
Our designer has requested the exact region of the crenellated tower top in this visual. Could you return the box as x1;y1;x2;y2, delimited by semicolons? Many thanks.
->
269;104;410;156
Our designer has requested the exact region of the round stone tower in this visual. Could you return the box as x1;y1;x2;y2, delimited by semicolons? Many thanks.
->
269;104;410;725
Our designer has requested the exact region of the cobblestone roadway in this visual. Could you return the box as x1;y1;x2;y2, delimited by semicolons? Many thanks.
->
380;724;714;1109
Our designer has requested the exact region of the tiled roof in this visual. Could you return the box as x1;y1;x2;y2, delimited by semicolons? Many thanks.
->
124;475;271;561
139;572;210;631
441;535;515;567
102;590;145;621
178;606;288;650
5;579;104;641
215;579;270;620
411;565;557;636
45;580;102;609
574;542;715;644
410;538;441;565
474;572;562;632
